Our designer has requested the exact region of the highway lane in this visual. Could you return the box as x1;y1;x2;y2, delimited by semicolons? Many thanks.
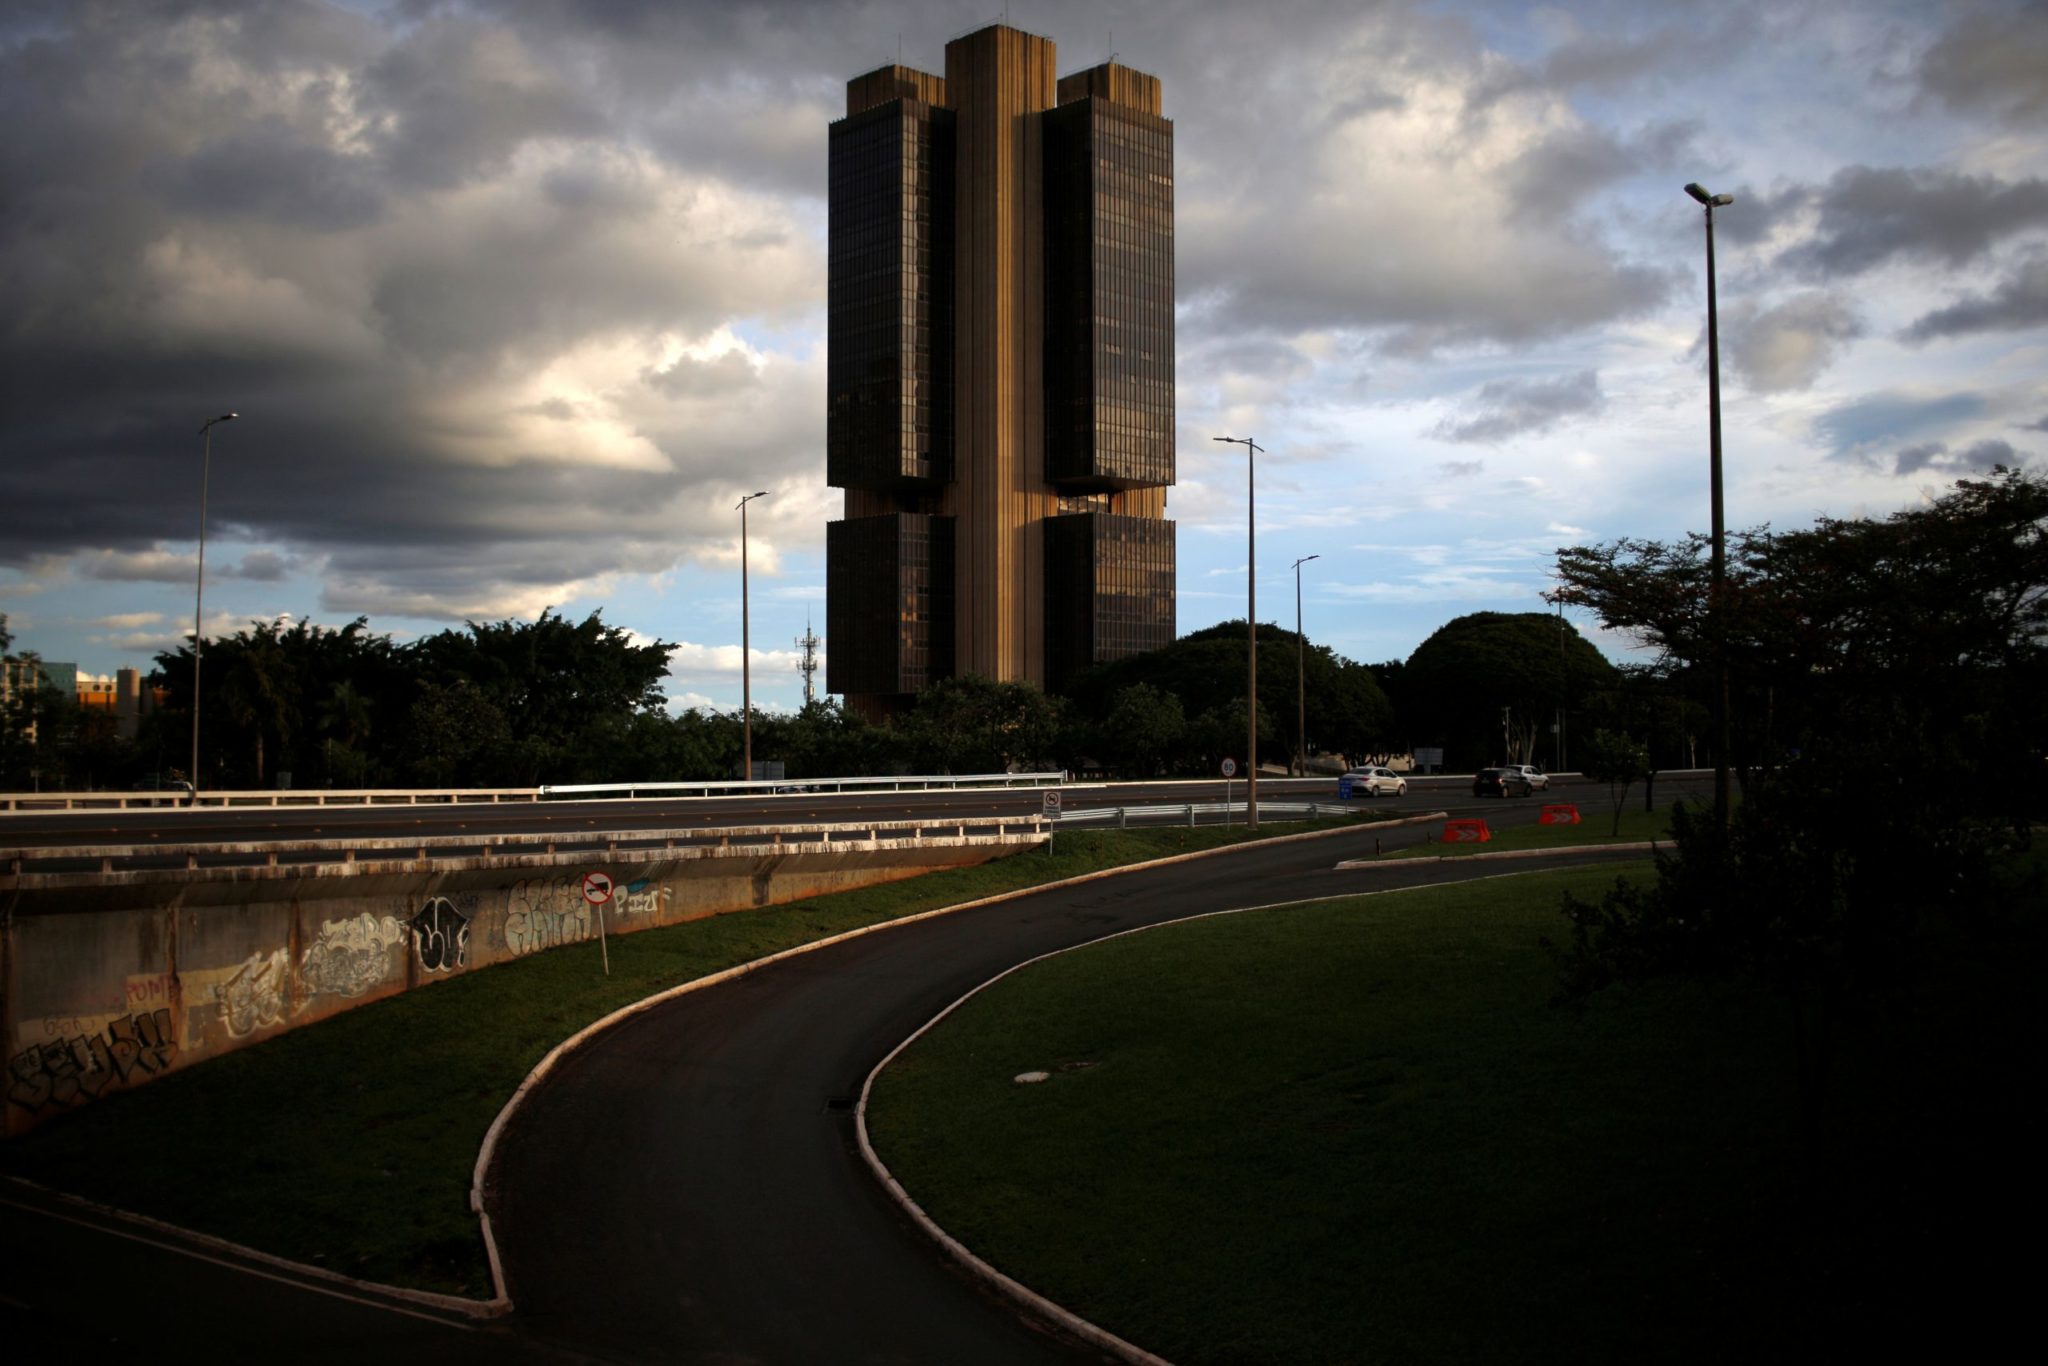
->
488;806;1664;1364
0;772;1665;851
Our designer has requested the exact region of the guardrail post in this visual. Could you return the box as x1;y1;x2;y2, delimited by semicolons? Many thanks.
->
1118;807;1128;829
1187;804;1196;827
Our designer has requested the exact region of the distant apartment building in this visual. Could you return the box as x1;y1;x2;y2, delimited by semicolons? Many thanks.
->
2;659;154;740
825;23;1177;718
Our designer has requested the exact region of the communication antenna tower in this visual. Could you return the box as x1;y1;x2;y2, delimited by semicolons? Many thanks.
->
796;612;822;707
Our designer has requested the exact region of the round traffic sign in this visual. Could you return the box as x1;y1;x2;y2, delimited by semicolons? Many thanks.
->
1220;757;1238;778
580;870;615;905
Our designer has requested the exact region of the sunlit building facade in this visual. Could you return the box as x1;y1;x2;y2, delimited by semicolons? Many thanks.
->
826;24;1177;717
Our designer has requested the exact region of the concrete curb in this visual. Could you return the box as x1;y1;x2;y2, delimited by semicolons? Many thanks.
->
849;859;1579;1366
468;815;1405;1313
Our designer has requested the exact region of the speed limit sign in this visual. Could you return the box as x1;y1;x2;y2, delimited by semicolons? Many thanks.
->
1220;757;1238;778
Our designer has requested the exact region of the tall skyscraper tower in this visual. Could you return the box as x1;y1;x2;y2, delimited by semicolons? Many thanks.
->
826;23;1176;719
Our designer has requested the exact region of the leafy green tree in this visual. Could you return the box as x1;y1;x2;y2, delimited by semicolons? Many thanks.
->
1551;466;2048;805
899;675;1062;773
1401;612;1616;771
1063;620;1392;774
1101;682;1186;777
406;679;513;786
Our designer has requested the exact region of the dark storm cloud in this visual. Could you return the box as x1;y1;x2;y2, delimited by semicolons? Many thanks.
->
151;128;387;230
1900;252;2048;344
363;16;607;189
1892;438;2027;478
1430;370;1605;445
1917;5;2048;128
1814;391;1987;465
1777;166;2048;278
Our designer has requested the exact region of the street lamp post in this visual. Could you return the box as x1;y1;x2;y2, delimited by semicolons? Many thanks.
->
1686;181;1734;831
1213;436;1262;828
1292;553;1319;778
191;411;237;796
737;489;770;781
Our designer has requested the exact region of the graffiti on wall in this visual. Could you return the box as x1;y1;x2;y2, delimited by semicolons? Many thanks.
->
503;877;593;957
215;948;289;1037
303;912;408;998
411;896;469;973
618;878;671;918
7;1008;178;1113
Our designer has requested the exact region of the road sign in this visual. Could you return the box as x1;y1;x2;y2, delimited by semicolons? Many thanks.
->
1220;757;1238;778
580;870;615;905
1042;789;1062;817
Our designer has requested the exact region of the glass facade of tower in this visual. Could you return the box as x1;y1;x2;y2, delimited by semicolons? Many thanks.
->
826;35;1178;715
1042;97;1175;492
827;98;955;493
825;513;956;697
1044;512;1177;689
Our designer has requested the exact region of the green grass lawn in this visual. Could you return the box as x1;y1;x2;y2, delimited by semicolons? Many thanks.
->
0;816;1378;1297
866;862;2043;1364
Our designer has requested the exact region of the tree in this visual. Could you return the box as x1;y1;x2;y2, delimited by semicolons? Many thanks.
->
1062;621;1393;774
899;675;1062;774
1401;612;1616;770
1551;468;2048;1164
1552;466;2048;812
1101;683;1186;777
1578;728;1648;836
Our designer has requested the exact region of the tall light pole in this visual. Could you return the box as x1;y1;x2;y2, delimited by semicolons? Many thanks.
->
1292;553;1319;778
1213;436;1261;828
1686;181;1734;831
737;489;770;781
191;411;237;795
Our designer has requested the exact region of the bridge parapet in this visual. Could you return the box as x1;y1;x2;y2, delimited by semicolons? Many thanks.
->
2;817;1046;1135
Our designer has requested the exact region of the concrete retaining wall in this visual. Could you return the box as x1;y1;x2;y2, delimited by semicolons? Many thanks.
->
3;837;1029;1135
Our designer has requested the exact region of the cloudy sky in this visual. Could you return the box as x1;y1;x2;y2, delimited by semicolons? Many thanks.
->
3;0;2043;713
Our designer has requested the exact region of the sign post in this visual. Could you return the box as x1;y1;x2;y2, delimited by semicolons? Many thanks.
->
1221;757;1238;828
581;871;615;976
1041;788;1061;855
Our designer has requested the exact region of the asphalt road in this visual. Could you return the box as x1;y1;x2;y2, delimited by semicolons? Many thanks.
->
1;783;1692;1360
486;802;1676;1364
0;772;1658;852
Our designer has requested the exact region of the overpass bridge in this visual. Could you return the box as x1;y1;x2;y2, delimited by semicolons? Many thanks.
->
2;779;1056;1137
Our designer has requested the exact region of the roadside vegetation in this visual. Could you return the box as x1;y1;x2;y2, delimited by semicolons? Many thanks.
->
0;817;1380;1297
868;858;2044;1363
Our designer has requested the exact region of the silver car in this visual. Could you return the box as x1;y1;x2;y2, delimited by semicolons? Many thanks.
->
1341;766;1409;797
1503;763;1551;791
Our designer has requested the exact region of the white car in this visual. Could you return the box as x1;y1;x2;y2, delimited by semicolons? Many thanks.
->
1341;766;1409;797
1503;764;1551;792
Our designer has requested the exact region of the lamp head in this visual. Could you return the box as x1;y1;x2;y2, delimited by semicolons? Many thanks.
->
1685;182;1712;205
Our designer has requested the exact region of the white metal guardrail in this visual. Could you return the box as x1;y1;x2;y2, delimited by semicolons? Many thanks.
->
537;771;1065;799
3;813;1051;883
0;771;1066;814
1055;801;1363;827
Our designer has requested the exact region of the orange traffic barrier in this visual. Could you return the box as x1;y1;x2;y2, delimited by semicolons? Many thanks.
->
1539;804;1581;825
1442;818;1491;843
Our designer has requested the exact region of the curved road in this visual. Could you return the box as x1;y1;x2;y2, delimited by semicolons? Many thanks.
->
488;799;1676;1363
2;782;1691;1359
